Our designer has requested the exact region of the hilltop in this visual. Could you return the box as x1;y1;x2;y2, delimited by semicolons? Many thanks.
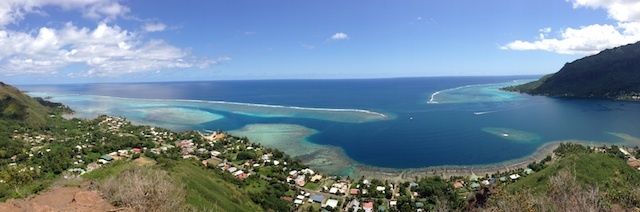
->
0;82;71;126
503;41;640;100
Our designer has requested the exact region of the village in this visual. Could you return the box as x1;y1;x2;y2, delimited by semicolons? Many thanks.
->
2;115;640;211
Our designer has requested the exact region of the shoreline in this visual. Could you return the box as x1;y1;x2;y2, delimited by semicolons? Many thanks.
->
329;139;617;182
218;123;631;182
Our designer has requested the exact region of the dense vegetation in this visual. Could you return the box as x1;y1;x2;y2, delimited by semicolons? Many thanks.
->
503;41;640;100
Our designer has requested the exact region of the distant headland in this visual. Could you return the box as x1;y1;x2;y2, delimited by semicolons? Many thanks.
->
502;41;640;100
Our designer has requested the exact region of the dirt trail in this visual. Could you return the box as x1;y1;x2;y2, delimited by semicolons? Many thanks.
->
0;182;127;212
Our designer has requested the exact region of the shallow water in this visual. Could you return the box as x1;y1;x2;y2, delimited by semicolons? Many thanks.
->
21;76;640;174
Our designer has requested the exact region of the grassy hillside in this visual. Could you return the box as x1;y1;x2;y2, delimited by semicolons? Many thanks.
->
0;82;51;126
170;160;262;212
83;159;262;212
508;153;640;193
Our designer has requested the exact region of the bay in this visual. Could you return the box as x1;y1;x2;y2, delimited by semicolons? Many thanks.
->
19;76;640;174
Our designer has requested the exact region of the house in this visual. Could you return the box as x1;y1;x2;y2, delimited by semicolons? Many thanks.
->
389;200;397;207
294;199;303;205
410;182;419;187
211;151;221;157
453;181;464;189
100;155;113;162
329;187;338;194
378;205;387;212
415;202;425;209
227;167;238;173
350;188;359;195
325;199;339;208
376;186;385;191
499;176;507;182
471;182;481;189
363;202;374;212
349;199;360;209
310;174;323;182
481;180;491;186
282;197;293;201
236;173;249;179
509;174;520;181
294;175;306;186
310;194;325;203
523;168;534;175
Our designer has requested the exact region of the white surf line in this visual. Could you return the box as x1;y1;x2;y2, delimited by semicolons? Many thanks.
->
40;93;390;119
180;99;390;118
427;80;529;104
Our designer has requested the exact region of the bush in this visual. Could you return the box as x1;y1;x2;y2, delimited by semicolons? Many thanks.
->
99;166;186;212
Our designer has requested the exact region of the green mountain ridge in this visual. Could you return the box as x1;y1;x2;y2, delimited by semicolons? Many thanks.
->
0;82;51;126
503;41;640;99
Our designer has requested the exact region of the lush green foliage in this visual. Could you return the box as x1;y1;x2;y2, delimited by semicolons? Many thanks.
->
503;41;640;99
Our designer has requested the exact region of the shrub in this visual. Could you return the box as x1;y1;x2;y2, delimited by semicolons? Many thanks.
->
99;166;186;212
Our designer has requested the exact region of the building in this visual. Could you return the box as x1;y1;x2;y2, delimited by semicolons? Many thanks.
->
310;194;325;203
325;199;339;208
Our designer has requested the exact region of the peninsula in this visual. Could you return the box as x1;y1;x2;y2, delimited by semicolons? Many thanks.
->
502;41;640;100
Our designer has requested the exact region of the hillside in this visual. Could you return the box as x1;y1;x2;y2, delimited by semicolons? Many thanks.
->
508;153;640;193
503;41;640;99
0;82;53;126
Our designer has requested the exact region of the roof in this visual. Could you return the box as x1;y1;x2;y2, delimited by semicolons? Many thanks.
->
311;194;325;203
524;168;534;174
350;188;359;195
453;182;464;189
100;155;113;161
363;202;374;209
326;199;339;208
415;202;425;208
471;183;481;188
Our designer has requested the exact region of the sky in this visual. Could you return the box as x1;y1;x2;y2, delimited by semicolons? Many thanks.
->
1;0;640;84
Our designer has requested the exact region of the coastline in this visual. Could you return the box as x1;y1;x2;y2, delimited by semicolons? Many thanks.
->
319;139;616;182
218;123;630;182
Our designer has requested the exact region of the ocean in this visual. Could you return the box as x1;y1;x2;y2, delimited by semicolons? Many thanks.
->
19;76;640;175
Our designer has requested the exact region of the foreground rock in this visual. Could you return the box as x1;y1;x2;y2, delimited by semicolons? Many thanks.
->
0;183;125;212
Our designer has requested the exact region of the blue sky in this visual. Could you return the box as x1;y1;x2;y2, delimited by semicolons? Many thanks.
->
1;0;640;84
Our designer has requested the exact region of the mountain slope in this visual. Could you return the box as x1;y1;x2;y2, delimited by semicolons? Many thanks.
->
0;82;51;126
503;41;640;99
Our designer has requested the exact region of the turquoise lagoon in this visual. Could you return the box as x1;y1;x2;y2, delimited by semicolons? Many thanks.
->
20;77;640;175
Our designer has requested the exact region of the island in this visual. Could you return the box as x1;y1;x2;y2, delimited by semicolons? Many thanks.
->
2;81;640;211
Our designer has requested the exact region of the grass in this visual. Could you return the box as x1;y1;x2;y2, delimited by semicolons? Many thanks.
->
83;159;263;211
245;179;267;192
304;182;320;190
82;160;133;181
508;153;640;193
171;160;262;212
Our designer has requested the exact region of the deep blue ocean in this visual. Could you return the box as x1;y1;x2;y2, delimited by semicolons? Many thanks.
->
19;76;640;170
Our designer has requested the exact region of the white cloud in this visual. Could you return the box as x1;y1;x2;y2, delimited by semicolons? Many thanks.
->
502;0;640;55
143;22;167;32
0;1;226;78
329;32;349;40
0;0;129;27
571;0;640;22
